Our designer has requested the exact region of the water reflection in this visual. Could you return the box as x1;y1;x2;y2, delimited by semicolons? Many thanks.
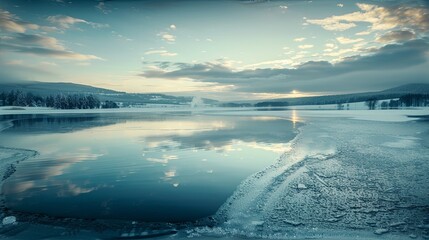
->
291;110;299;128
0;112;298;222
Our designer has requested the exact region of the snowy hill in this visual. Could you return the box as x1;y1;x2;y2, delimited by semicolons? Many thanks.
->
0;81;217;106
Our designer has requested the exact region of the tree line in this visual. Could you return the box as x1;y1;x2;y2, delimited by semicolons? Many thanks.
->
366;94;429;110
0;90;119;109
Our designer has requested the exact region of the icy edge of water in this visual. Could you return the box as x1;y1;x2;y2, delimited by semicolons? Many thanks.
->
200;122;339;238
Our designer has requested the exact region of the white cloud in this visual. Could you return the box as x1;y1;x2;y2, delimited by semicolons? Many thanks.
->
244;59;293;69
337;4;344;8
298;44;314;49
280;5;288;9
0;8;39;33
307;3;429;32
170;24;176;30
47;15;109;29
0;9;103;62
1;39;103;61
294;37;306;42
356;31;371;36
145;49;177;57
158;32;176;43
336;37;364;44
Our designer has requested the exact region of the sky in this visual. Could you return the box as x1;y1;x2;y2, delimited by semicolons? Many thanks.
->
0;0;428;100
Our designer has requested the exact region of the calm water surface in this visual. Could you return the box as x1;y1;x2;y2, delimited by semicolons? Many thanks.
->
0;112;297;222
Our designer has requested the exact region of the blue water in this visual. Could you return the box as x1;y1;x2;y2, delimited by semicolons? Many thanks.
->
0;112;297;222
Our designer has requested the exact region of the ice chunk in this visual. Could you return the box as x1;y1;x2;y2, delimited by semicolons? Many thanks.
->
283;219;302;226
2;216;17;225
374;228;389;235
389;222;406;227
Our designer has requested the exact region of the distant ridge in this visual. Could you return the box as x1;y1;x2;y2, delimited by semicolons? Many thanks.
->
0;81;217;106
0;81;122;96
226;83;429;106
381;83;429;94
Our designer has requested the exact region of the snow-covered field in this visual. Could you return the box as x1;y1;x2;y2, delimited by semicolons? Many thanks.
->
0;107;428;239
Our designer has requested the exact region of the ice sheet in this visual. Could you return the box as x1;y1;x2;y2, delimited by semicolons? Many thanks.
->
188;113;429;239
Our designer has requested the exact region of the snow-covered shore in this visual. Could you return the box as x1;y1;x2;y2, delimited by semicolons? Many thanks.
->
1;106;428;120
0;108;428;239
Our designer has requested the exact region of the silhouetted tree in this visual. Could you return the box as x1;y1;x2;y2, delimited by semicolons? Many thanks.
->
399;94;429;107
380;101;389;110
365;98;378;110
101;100;119;108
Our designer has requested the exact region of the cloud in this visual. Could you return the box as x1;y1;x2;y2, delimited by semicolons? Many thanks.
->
0;9;103;62
336;36;364;44
47;15;109;29
325;43;336;48
5;60;24;66
0;42;103;60
0;8;39;33
170;24;176;30
294;37;306;42
356;31;371;36
95;2;111;14
307;3;429;32
145;49;177;57
376;30;416;43
337;4;344;8
298;44;314;49
307;19;356;31
14;33;65;50
243;59;293;69
279;5;288;9
1;34;101;62
158;32;176;42
140;39;429;94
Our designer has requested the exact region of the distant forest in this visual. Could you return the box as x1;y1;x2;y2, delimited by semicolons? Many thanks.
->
253;94;429;109
367;94;429;110
1;90;428;110
0;90;119;109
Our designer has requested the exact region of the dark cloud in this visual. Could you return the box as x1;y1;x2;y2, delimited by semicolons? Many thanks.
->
376;30;417;43
0;42;102;60
140;39;429;93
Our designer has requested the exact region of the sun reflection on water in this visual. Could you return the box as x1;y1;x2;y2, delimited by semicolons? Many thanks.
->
291;109;300;128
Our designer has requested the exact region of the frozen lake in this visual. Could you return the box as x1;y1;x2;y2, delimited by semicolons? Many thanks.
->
0;112;298;222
